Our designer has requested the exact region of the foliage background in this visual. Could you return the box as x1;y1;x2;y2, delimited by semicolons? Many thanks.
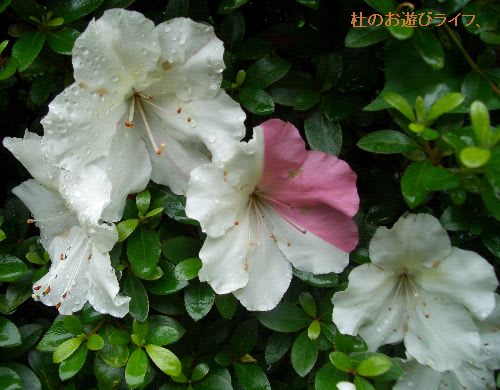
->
0;0;499;388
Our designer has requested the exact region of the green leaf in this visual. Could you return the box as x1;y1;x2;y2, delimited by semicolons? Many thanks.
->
136;190;151;216
117;219;139;242
215;294;238;319
162;236;201;264
174;258;202;281
354;375;375;390
58;343;87;381
132;320;149;344
314;363;348;390
233;363;271;390
146;315;185;346
191;363;209;382
4;362;41;390
230;319;258;356
307;320;321;340
257;302;310;332
37;318;73;352
11;31;46;71
7;324;44;360
0;0;12;13
329;351;352;373
62;315;83;335
49;0;104;23
99;337;129;368
357;354;392;377
316;53;342;92
304;110;342;156
296;0;319;9
0;255;29;282
0;367;22;390
0;316;21;348
144;344;181;376
162;189;197;224
220;11;245;48
427;93;464;122
293;268;339;288
122;271;149;322
264;332;292;364
53;336;83;363
217;0;250;14
244;55;291;89
357;130;419;154
125;348;148;388
421;165;461;191
184;281;215;321
46;28;79;55
164;0;189;18
0;57;17;81
383;92;415;122
298;292;317;318
412;29;444;70
401;161;431;208
345;26;390;48
94;355;123;389
239;87;275;115
145;260;188;295
87;334;104;351
270;86;320;110
485;145;500;194
291;330;318;377
127;226;161;279
460;146;491;168
470;100;491;146
194;368;232;390
108;327;130;346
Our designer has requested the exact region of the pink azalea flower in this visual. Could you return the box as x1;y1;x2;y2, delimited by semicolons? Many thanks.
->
186;119;359;311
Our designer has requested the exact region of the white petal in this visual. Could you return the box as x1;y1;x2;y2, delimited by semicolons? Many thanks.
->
95;127;151;222
41;83;126;172
34;226;91;314
12;180;77;250
142;90;246;163
369;214;451;271
336;382;355;390
154;18;225;100
332;264;406;350
186;136;263;237
3;131;59;191
186;164;250;238
418;247;497;320
263;204;348;274
85;222;118;254
476;295;500;370
445;365;496;390
87;246;130;317
72;9;160;93
393;359;442;390
198;213;250;294
232;210;292;311
405;291;480;371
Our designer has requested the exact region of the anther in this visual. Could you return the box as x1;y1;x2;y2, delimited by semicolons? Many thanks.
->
125;96;135;128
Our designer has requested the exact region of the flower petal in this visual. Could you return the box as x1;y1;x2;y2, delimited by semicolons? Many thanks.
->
262;204;349;274
418;247;497;320
3;131;59;191
41;84;126;172
34;226;91;314
393;359;443;390
332;264;406;350
58;166;111;226
476;295;500;370
87;246;130;317
72;9;160;93
369;214;451;270
405;291;480;371
12;179;78;250
186;164;250;237
154;18;225;100
198;214;250;295
232;213;292;311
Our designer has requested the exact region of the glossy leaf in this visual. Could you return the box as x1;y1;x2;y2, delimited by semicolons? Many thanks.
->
304;110;342;156
257;302;310;332
46;28;79;55
233;363;271;390
184;281;215;321
239;87;275;115
144;344;181;376
53;337;83;364
0;255;28;282
291;330;318;377
0;316;21;348
125;348;148;388
122;272;149;322
58;343;88;381
127;226;161;279
11;31;45;71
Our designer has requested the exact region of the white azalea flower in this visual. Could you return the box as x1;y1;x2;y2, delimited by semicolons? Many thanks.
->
186;119;359;311
394;297;500;390
3;133;129;317
41;9;245;222
332;213;498;372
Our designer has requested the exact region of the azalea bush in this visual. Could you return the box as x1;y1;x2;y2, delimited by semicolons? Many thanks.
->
0;0;499;389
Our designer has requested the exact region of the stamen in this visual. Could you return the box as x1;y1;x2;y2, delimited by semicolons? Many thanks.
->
137;92;153;100
27;212;73;224
257;193;305;234
125;96;135;128
136;97;163;155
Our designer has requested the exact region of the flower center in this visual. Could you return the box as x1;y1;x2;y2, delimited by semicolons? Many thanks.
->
124;92;166;156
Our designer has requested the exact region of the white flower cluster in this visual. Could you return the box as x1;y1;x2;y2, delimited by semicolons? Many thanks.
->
3;9;246;317
333;214;499;389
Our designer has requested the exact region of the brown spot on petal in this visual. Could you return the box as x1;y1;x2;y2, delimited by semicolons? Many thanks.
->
42;286;51;296
162;61;172;70
78;82;87;89
56;301;61;309
234;221;239;225
287;168;302;178
125;121;134;128
176;107;182;114
187;117;192;123
33;285;41;291
62;292;68;299
96;88;109;96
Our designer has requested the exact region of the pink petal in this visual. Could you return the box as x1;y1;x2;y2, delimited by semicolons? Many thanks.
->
256;119;360;252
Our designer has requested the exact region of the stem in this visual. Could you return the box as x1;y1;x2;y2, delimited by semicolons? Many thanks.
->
444;24;500;97
88;319;106;336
